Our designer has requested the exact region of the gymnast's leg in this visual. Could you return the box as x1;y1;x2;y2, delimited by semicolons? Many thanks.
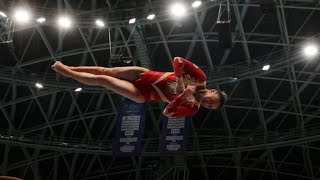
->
59;64;149;82
52;61;146;103
0;176;22;180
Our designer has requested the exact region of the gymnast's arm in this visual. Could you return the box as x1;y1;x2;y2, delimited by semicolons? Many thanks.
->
173;57;207;94
163;86;199;118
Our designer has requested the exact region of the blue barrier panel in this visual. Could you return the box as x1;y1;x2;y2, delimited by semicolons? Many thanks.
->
159;117;190;155
113;99;146;156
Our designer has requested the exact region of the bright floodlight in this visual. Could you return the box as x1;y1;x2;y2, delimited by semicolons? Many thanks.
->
75;88;82;92
95;19;105;27
0;11;7;17
170;3;186;18
262;64;270;71
147;14;155;20
35;83;43;89
192;1;202;8
129;18;136;24
14;9;30;23
37;17;46;23
304;45;318;58
58;16;72;28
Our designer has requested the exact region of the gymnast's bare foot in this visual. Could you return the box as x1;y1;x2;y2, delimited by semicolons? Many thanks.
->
51;61;62;72
51;61;72;78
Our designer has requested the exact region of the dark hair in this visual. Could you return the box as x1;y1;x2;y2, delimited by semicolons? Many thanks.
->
217;91;228;108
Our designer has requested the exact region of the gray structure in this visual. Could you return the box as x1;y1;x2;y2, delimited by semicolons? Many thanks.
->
0;0;320;179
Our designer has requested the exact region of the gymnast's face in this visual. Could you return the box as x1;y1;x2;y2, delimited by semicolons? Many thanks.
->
201;89;221;109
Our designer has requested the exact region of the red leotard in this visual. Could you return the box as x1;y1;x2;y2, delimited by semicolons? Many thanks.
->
134;57;206;118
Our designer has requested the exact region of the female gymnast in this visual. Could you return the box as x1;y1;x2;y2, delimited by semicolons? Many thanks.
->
51;57;228;118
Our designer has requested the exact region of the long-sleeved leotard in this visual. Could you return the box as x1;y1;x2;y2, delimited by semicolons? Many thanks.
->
134;57;206;118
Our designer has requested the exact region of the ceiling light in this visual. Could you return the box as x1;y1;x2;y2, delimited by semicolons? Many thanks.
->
129;18;136;24
170;3;186;18
304;44;318;58
35;83;43;89
58;16;72;28
147;14;155;20
192;1;202;8
262;64;270;71
75;88;82;92
95;19;105;27
14;9;31;23
37;17;46;23
0;11;7;17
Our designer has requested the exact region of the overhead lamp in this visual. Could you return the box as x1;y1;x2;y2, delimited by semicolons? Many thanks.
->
303;44;318;58
75;88;82;92
95;19;105;27
35;83;43;89
262;64;270;71
37;17;46;23
147;14;155;20
129;18;136;24
0;11;7;17
170;3;186;18
14;8;31;23
58;16;72;28
192;1;202;8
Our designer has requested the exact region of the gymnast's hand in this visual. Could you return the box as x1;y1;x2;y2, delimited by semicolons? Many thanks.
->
175;76;185;94
180;86;196;98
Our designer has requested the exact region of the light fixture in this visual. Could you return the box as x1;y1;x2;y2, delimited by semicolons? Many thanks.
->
262;64;270;71
192;1;202;8
36;17;46;23
170;3;187;18
147;14;155;20
75;88;82;92
129;18;136;24
35;83;43;89
95;19;105;27
14;8;31;23
303;44;318;58
58;16;72;29
0;11;7;17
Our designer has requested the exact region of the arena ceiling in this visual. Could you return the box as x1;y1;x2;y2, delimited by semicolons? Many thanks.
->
0;0;320;179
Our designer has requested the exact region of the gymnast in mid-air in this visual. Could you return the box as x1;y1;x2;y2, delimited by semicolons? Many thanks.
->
52;57;228;118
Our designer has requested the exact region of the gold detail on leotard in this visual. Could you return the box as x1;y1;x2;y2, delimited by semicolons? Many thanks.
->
152;72;173;102
166;81;177;95
150;72;202;108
